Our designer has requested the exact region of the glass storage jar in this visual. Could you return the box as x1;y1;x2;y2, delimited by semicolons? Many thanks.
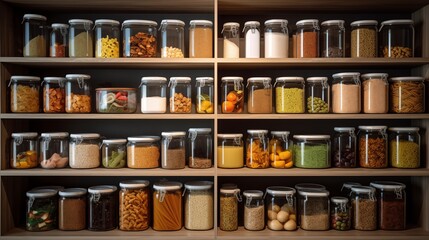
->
332;72;361;113
153;181;183;231
330;197;351;231
160;19;185;58
380;20;414;58
389;76;425;113
269;131;292;169
274;77;305;113
95;19;120;58
9;75;40;113
246;129;270;169
296;19;319;58
266;186;297;231
69;133;100;169
389;127;420;168
39;132;69;169
298;189;330;230
350;20;378;58
222;22;240;58
219;187;241;231
22;14;47;57
11;132;38;169
243;21;260;58
50;23;68;57
101;139;126;168
184;181;214;230
188;128;212;169
321;20;345;58
161;131;186;169
264;19;288;58
26;189;57;231
217;134;244;168
189;20;213;58
333;127;356;168
358;126;388;168
169;77;192;113
361;73;389;113
68;19;93;57
119;180;150;231
96;88;137;113
122;20;157;58
59;188;87;231
295;183;326;192
243;190;265;231
341;182;362;197
306;77;329;113
247;77;272;113
65;74;91;113
88;185;117;231
293;135;331;168
350;186;377;231
196;77;214;114
221;76;244;113
127;136;160;169
140;76;167;113
42;77;66;113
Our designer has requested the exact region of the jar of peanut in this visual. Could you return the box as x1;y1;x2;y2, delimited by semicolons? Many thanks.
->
65;74;91;113
169;77;192;113
42;77;66;113
160;19;185;58
119;180;150;231
9;75;40;113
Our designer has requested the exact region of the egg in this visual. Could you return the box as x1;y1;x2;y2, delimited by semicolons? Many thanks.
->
276;210;289;223
268;219;284;231
284;219;297;231
267;209;278;220
289;214;296;222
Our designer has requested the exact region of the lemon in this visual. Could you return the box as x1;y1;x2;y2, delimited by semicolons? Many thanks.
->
200;100;212;111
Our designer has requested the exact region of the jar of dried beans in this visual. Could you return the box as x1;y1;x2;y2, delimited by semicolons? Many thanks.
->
122;20;157;58
320;20;345;58
222;22;240;58
219;186;241;231
69;133;100;169
59;188;87;231
306;77;329;113
22;14;47;57
217;134;244;168
50;23;68;57
350;20;378;58
247;77;272;113
246;129;270;169
188;128;212;169
68;19;93;57
388;127;420;168
88;185;117;231
11;132;38;169
26;189;57;231
189;20;213;58
153;181;183;231
332;72;361;113
361;73;389;113
330;196;351;231
221;76;244;113
40;132;69;169
380;20;414;58
243;190;265;231
350;186;377;231
95;19;120;58
160;19;185;58
333;127;356;168
65;74;91;113
269;131;292;168
195;77;214;114
42;77;66;113
274;77;305;113
298;189;330;230
127;136;160;169
101;139;126;169
389;76;425;113
296;19;319;58
161;131;186;169
119;180;150;231
358;126;388;168
184;181;214;230
10;75;40;113
169;77;192;113
266;186;297;231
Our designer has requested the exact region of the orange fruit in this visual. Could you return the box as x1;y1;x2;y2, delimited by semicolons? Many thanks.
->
226;92;237;102
222;101;235;113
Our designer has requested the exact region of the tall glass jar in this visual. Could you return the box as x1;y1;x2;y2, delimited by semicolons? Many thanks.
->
50;23;68;57
88;185;117;231
69;133;100;169
330;197;351;231
39;132;69;169
306;77;329;113
161;131;186;169
389;77;425;113
243;21;260;58
264;19;288;58
169;77;192;113
321;20;345;58
26;189;57;231
361;73;389;113
222;22;240;58
140;76;167;113
219;187;241;231
188;128;212;169
247;77;272;113
358;126;388;168
65;74;91;113
243;190;265;231
22;14;47;57
59;188;87;231
333;127;356;168
127;136;160;169
274;77;305;113
10;132;38;169
350;186;377;231
189;20;213;58
68;19;93;57
293;135;331;168
9;75;40;113
160;19;185;58
389;127;420;168
217;134;244;168
184;181;214;230
341;182;361;197
122;20;157;58
296;19;319;58
350;20;378;58
246;129;270;169
269;131;292;168
221;76;244;113
332;72;361;113
380;20;414;58
266;187;297;231
153;181;183;231
196;77;214;114
42;77;66;113
119;180;150;231
95;19;120;58
101;139;126;168
298;189;330;230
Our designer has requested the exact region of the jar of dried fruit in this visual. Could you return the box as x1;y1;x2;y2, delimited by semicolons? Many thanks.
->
50;23;68;57
9;75;40;113
246;129;270;169
161;131;186;169
296;19;319;58
42;77;66;113
243;190;265;231
333;127;356;168
221;76;244;113
269;131;292;168
160;19;185;58
266;186;297;231
95;19;120;58
380;20;414;58
122;20;158;58
65;74;91;113
388;127;420;168
188;128;212;169
195;77;214;114
169;77;192;113
358;126;388;168
10;132;38;169
39;132;69;169
119;180;150;231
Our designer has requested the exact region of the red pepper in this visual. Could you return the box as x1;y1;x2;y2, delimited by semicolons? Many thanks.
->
115;92;123;98
117;96;128;101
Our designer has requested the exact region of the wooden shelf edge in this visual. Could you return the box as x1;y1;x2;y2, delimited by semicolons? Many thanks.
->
216;113;429;120
0;113;216;120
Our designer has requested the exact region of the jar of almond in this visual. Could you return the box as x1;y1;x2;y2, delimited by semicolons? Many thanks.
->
169;77;192;113
65;74;91;113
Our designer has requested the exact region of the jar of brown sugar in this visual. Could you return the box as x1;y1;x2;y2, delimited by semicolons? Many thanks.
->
189;20;213;58
361;73;389;113
59;188;87;231
247;77;272;113
296;19;319;58
358;126;388;168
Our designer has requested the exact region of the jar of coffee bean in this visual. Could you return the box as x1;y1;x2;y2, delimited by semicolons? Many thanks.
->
333;127;356;167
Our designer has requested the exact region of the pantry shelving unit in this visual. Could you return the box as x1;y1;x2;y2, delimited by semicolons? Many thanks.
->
1;0;429;239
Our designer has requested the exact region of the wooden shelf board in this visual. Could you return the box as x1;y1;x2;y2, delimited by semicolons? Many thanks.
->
0;113;215;120
217;113;429;120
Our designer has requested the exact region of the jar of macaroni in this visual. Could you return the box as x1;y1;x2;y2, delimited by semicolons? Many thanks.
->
95;19;120;58
65;74;91;113
119;180;150;231
358;126;388;168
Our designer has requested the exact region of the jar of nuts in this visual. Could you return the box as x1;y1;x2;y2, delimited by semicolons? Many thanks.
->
42;77;66;113
380;20;414;58
160;19;185;58
266;186;297;231
169;77;192;113
122;20;157;58
119;180;150;231
65;74;91;113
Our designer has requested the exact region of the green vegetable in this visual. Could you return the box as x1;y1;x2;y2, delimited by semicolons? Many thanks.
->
26;198;56;231
103;150;126;168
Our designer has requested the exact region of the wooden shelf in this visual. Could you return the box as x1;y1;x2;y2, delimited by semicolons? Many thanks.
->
216;113;429;120
0;113;215;120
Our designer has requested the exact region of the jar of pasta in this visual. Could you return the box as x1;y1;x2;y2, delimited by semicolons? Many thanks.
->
119;180;150;231
153;181;183;231
127;136;160;169
10;132;38;169
380;20;414;58
196;77;214;114
247;77;272;113
188;128;212;169
122;20;157;58
217;134;244;168
246;129;270;169
184;181;214;230
101;139;126;169
219;187;241;231
68;19;93;57
221;76;244;113
88;185;117;231
243;190;265;231
169;77;192;113
39;132;69;169
296;19;319;58
140;76;167;113
222;22;240;58
65;74;91;113
22;14;47;57
50;23;68;57
266;186;297;231
306;77;329;113
95;19;120;58
350;186;377;231
361;73;389;113
42;77;66;113
389;127;420;168
358;126;388;168
269;131;292;168
69;133;100;169
10;76;40;113
161;131;186;169
26;189;57;231
332;72;361;113
58;188;87;231
189;20;213;58
160;19;185;58
389;77;425;113
274;77;305;113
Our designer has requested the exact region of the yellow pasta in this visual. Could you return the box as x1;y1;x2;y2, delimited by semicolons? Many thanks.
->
96;35;119;58
10;85;39;112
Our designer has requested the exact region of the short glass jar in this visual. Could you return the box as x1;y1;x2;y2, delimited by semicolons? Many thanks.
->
160;19;185;58
219;187;241;231
298;189;330;230
169;77;192;113
95;19;120;58
269;131;292;168
358;126;388;168
189;20;213;58
22;14;47;57
221;76;244;113
321;20;345;58
332;127;356;168
293;135;331;168
389;77;425;113
96;88;137;113
266;186;297;231
9;75;40;113
350;20;378;58
88;185;117;231
350;186;377;231
306;77;329;113
65;74;91;113
39;132;69;169
188;128;212;169
264;19;288;58
389;127;420;168
140;76;167;113
243;21;260;58
153;181;183;231
184;181;214;230
122;20;157;58
42;77;66;113
195;77;214;114
361;73;389;113
10;132;38;169
246;129;270;169
380;20;414;58
127;136;160;169
243;190;265;231
50;23;68;57
222;22;240;58
119;180;150;231
161;131;186;169
59;188;87;231
101;139;126;168
68;19;93;57
69;133;100;169
332;72;361;113
330;196;351;231
296;19;319;58
26;189;57;231
274;77;305;113
247;77;272;113
217;134;244;168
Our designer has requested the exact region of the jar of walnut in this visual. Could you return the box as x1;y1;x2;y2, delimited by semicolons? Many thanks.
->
169;77;192;113
119;180;150;231
122;20;157;58
65;74;91;113
358;126;388;168
42;77;66;113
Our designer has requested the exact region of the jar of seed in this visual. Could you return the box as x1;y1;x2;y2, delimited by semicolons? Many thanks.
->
388;127;420;168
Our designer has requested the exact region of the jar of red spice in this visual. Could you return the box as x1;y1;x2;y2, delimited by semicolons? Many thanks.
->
296;19;319;58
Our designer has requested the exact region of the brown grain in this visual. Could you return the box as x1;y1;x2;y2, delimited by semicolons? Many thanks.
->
127;145;160;168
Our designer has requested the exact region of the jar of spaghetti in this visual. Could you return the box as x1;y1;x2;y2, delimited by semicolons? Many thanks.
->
389;77;425;113
50;23;68;57
358;126;388;168
65;74;91;113
184;181;214;230
59;188;87;231
153;181;183;231
389;127;420;168
189;20;213;58
361;73;389;113
42;77;65;113
88;185;117;231
296;19;319;58
95;19;120;58
221;76;244;113
119;180;150;231
10;76;40;113
127;136;160;169
22;14;47;57
247;77;272;113
10;132;38;169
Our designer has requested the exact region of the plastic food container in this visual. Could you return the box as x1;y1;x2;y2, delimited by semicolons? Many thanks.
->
266;186;297;231
65;74;91;113
122;20;157;58
246;130;270;169
380;20;414;58
274;77;305;113
321;20;345;57
50;23;68;57
68;19;93;57
264;19;289;58
306;77;329;113
350;186;377;231
184;181;214;230
26;189;58;231
196;77;214;114
96;88;137;113
94;19;120;58
269;131;292;168
189;20;213;58
169;77;192;113
10;132;38;169
361;73;389;113
40;132;69;169
219;187;241;231
389;77;425;113
247;77;272;113
127;136;160;169
389;127;420;168
350;20;378;58
333;127;356;168
243;190;265;231
293;135;331;168
217;134;244;168
296;19;319;58
119;180;150;231
9;76;40;113
88;185;117;231
101;139;126;168
330;197;351;231
358;126;388;168
69;133;100;169
332;72;361;113
42;77;66;113
59;188;87;231
161;132;186;169
23;14;47;57
160;19;185;58
140;77;167;113
188;128;212;169
221;77;244;113
153;182;183;231
243;21;260;58
298;189;330;230
222;22;240;58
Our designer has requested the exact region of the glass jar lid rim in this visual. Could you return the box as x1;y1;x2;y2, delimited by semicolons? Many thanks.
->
370;181;406;190
334;127;355;132
161;19;185;26
95;19;120;26
350;20;378;26
275;77;304;82
102;139;127;144
170;77;191;82
332;72;361;78
59;188;87;197
247;129;269;134
185;181;213;190
32;186;64;191
41;132;69;138
342;182;362;189
161;131;186;137
141;76;167;82
223;22;240;27
189;20;213;26
12;132;38;138
127;136;160;142
96;87;136;91
10;76;40;82
88;185;117;194
120;180;150;189
266;186;296;196
220;188;240;194
331;196;349;203
265;19;288;25
321;20;345;26
381;19;414;25
361;73;389;79
43;77;66;82
296;19;319;26
68;19;93;24
188;128;212;133
23;14;47;21
306;77;328;82
122;19;158;26
51;23;69;28
358;126;387;130
217;133;243;138
271;131;290;136
293;135;330;140
248;77;272;82
196;77;214;82
295;183;326;190
153;181;183;190
298;189;329;196
26;189;57;198
351;186;375;193
70;133;100;139
389;76;424;82
388;127;419;132
65;74;91;80
243;190;263;198
244;21;260;27
221;76;243;82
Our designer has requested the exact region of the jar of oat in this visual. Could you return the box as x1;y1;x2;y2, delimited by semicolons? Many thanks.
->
306;77;329;113
127;136;160;169
65;74;91;113
361;73;389;113
169;77;192;113
188;128;212;169
196;77;214;114
140;76;167;113
95;19;120;58
160;19;185;58
122;20;157;58
59;188;87;231
266;186;297;231
222;22;240;58
296;19;319;58
9;76;40;113
332;72;361;113
358;126;388;168
153;181;183;231
264;19;289;58
22;14;47;57
380;20;414;58
243;190;265;231
298;189;330;230
26;189;57;231
10;132;38;169
217;134;244;168
69;133;100;169
341;182;361;197
219;187;241;231
274;77;305;113
330;197;351;231
101;139;126;169
350;186;377;231
189;20;213;58
184;181;214;230
221;76;244;113
42;77;66;113
50;23;68;57
333;127;356;168
88;185;117;231
246;129;270;169
247;77;272;113
161;131;186;169
119;180;150;231
321;20;345;58
269;131;292;168
68;19;93;57
39;132;69;169
350;20;378;58
389;127;420;168
389;77;425;113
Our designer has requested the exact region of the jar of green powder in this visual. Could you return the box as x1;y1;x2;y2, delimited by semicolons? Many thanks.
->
293;135;331;168
274;77;305;113
388;127;420;168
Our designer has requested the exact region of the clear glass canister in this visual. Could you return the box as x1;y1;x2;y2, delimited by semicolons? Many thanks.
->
101;139;126;168
217;134;244;168
189;20;213;58
122;20;157;58
39;132;69;169
161;131;186;169
298;189;330;230
380;20;414;58
119;180;150;231
358;126;388;168
341;182;362;197
50;23;68;57
127;136;160;169
160;19;185;58
389;77;425;113
389;127;420;168
68;19;93;57
219;187;241;231
153;181;183;231
330;197;351;231
266;187;297;231
264;19;289;58
246;129;270;169
88;185;117;231
221;76;244;113
296;19;319;58
59;188;87;231
293;135;331;168
243;21;260;58
243;190;265;231
247;77;272;113
26;189;57;231
295;183;326;227
69;133;100;169
332;72;361;113
362;73;389;113
333;127;356;168
42;77;66;113
222;22;240;58
306;77;329;113
274;77;305;113
196;77;214;114
350;186;377;231
95;88;137;113
140;77;167;113
370;181;406;230
321;20;345;58
65;74;91;113
23;14;47;57
184;181;214;230
95;19;120;58
350;20;378;58
188;128;212;169
269;131;292;169
9;75;40;113
11;132;38;169
169;77;192;113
